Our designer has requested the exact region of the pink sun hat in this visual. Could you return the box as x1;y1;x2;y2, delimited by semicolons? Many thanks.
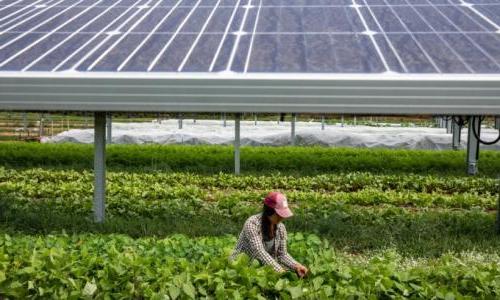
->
264;192;293;218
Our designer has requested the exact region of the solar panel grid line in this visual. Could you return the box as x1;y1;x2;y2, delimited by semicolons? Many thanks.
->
0;0;24;12
0;0;46;23
4;30;500;35
22;0;124;71
351;0;390;72
117;0;183;71
87;0;164;70
51;0;144;71
0;1;45;24
360;0;408;72
177;0;222;72
208;0;242;71
425;1;500;70
0;0;40;17
459;0;500;32
0;0;102;68
244;0;262;72
404;0;474;73
457;3;497;32
67;0;152;71
379;0;442;73
0;0;84;52
225;0;252;72
0;0;65;32
147;0;202;71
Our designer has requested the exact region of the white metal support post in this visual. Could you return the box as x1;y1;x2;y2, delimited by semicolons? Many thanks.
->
446;117;452;134
223;113;227;127
235;113;241;175
321;115;325;130
106;113;112;143
39;113;44;137
178;113;183;129
254;113;257;126
22;112;27;131
452;118;461;150
94;112;106;223
291;113;297;145
466;116;480;175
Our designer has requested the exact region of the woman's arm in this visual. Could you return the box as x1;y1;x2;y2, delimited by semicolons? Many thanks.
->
276;224;299;270
244;219;285;272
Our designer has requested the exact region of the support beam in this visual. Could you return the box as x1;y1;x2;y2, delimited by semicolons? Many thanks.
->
446;117;452;134
353;115;357;126
94;112;106;223
321;115;325;130
234;113;241;175
223;112;227;127
341;114;344;127
495;116;500;129
466;116;480;175
22;112;27;132
178;113;183;129
39;113;44;137
291;113;297;145
254;113;257;126
106;113;112;143
452;118;461;150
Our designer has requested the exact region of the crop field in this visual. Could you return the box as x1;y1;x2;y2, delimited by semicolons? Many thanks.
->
0;143;499;299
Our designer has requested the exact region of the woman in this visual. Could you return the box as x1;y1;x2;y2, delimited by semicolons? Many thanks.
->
230;191;309;277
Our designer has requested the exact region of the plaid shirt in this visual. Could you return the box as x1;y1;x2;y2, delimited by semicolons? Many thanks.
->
229;214;298;272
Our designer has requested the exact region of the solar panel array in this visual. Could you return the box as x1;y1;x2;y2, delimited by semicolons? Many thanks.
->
0;0;499;73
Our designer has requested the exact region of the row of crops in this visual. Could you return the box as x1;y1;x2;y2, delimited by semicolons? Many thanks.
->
0;143;499;298
2;233;500;299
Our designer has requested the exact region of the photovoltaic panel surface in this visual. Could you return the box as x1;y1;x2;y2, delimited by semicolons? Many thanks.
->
0;0;500;73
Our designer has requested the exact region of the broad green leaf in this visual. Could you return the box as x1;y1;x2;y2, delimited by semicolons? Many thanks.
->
312;277;324;290
445;292;455;300
182;282;196;299
275;279;286;291
169;286;180;300
286;286;303;299
83;281;97;296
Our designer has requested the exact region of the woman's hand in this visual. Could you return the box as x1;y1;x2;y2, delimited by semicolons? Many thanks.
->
294;263;308;278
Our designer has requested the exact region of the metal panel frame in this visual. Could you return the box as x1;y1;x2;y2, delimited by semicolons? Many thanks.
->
0;72;499;115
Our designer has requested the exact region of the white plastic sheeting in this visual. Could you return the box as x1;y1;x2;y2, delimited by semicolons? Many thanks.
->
41;119;500;150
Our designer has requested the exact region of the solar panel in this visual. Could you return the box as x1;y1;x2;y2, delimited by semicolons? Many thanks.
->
1;0;500;74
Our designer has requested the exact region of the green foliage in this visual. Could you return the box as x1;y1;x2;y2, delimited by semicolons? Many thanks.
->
0;144;498;298
1;169;497;214
0;233;499;299
0;143;499;176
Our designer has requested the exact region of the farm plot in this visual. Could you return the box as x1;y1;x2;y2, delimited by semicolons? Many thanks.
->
0;144;499;299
